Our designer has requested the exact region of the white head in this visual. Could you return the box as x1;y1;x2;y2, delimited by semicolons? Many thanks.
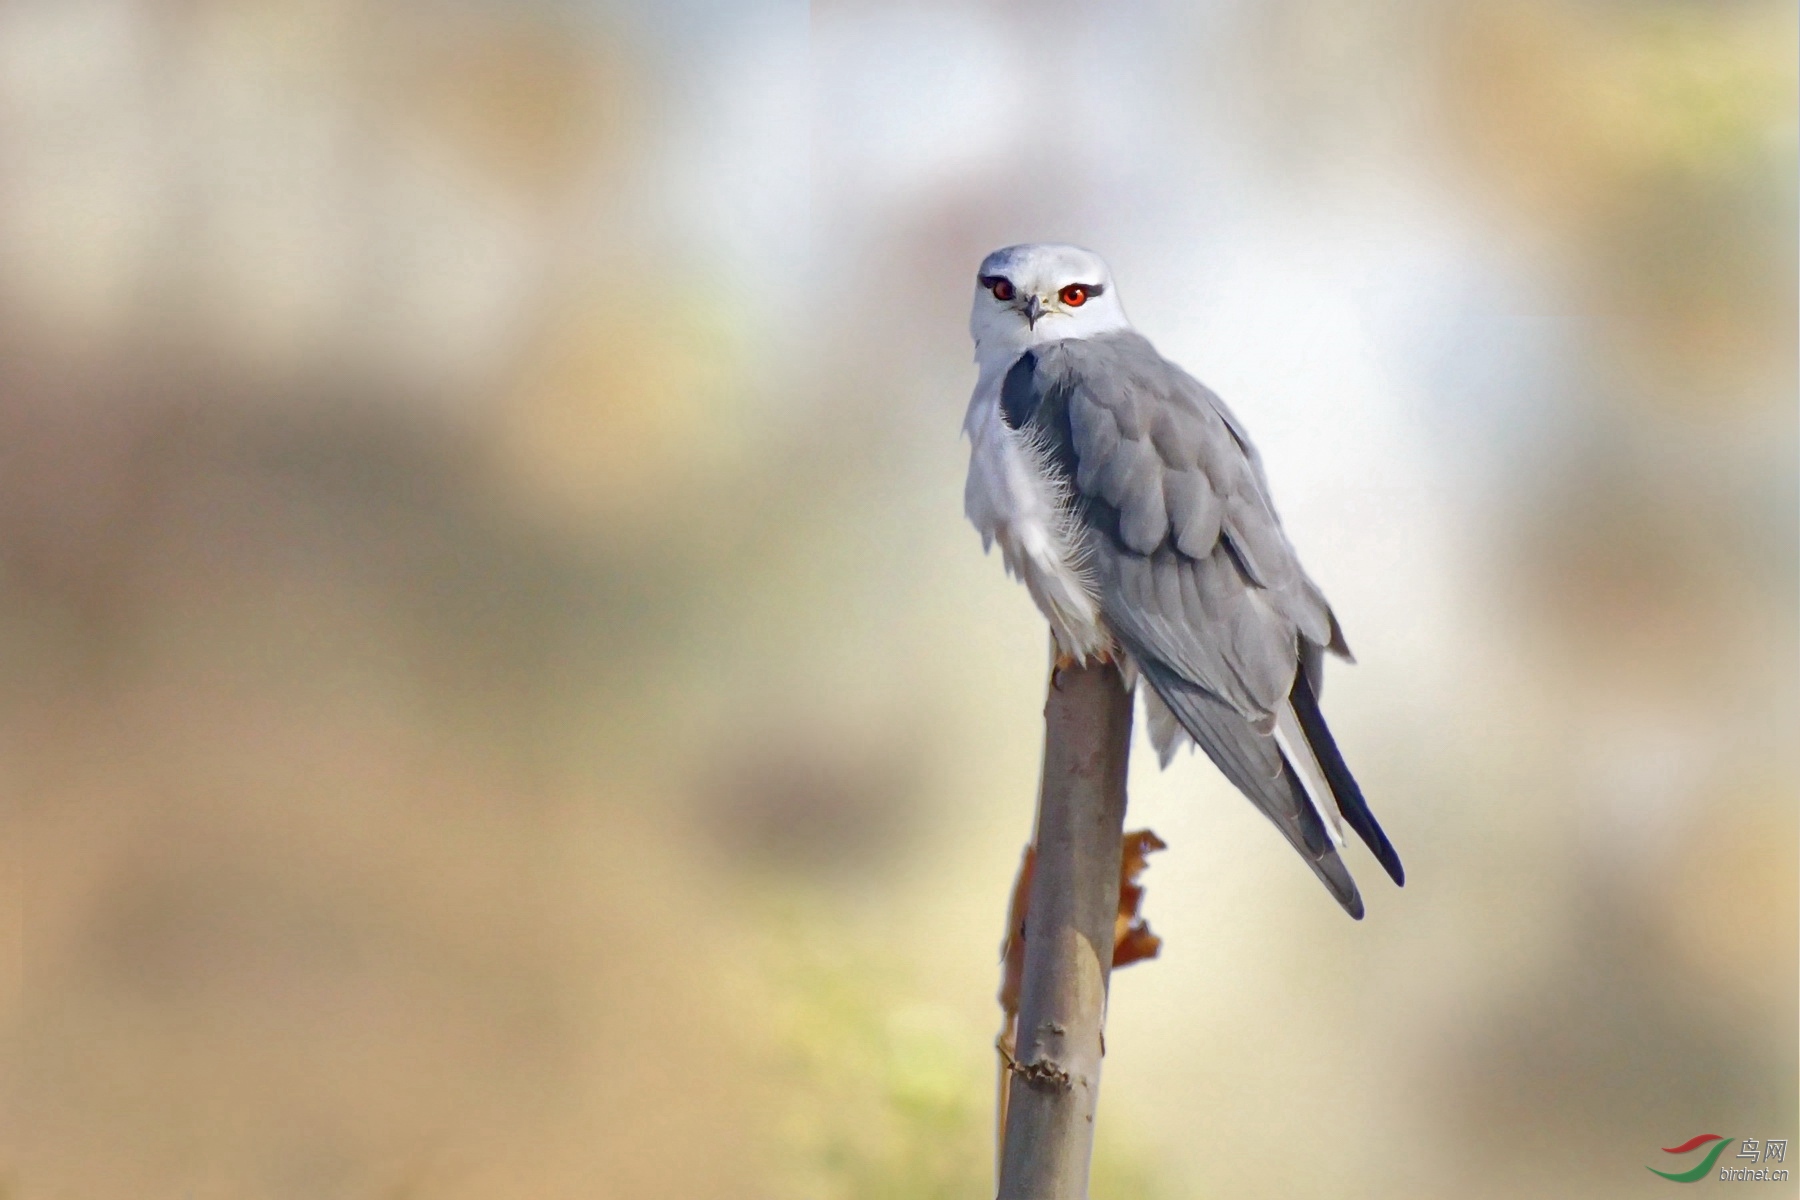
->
969;243;1131;363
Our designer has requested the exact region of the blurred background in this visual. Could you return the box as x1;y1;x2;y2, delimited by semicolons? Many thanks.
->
0;1;1793;1196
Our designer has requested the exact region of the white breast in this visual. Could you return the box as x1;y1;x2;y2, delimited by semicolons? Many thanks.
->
962;363;1112;662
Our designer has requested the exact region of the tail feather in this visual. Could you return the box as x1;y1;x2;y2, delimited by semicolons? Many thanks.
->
1280;768;1365;920
1289;666;1404;886
1135;657;1366;919
1273;705;1346;849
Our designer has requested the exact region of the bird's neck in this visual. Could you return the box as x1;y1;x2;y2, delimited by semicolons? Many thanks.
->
973;320;1131;377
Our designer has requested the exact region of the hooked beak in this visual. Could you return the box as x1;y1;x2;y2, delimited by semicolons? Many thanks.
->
1021;295;1043;327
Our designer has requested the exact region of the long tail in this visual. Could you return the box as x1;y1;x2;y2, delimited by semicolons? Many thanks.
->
1288;668;1404;886
1137;659;1366;919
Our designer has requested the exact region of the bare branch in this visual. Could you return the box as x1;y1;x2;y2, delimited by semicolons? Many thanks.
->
996;657;1134;1199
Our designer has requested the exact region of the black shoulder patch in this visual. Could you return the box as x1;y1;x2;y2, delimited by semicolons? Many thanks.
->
999;351;1039;430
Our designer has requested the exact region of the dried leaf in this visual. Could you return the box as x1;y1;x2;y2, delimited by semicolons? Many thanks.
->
997;845;1036;1019
999;828;1167;1022
1112;829;1167;969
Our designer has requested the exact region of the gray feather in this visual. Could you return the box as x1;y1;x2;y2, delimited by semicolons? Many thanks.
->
1117;453;1169;552
1070;393;1122;492
1010;331;1371;915
1163;468;1223;558
1139;658;1364;918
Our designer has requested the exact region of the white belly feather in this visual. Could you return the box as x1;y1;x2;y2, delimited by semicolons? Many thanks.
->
962;368;1111;663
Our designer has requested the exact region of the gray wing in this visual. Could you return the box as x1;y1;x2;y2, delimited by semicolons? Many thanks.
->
1000;331;1365;915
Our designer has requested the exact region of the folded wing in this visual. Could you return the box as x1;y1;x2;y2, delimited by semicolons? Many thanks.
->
1000;332;1402;915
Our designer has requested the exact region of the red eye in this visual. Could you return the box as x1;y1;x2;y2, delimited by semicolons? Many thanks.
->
990;278;1015;302
1059;285;1088;307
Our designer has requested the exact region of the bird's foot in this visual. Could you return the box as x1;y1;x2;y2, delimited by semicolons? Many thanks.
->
1050;647;1115;688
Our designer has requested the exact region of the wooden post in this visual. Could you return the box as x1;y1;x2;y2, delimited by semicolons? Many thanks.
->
997;657;1134;1199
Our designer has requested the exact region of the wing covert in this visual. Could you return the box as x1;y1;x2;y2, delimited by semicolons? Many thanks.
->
1020;332;1335;721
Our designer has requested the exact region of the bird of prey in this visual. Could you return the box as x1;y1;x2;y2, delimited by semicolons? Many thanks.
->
962;243;1402;917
